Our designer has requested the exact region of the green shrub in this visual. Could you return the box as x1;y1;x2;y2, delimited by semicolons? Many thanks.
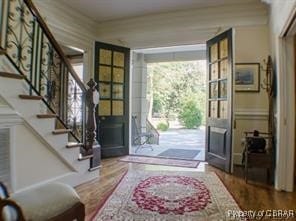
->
157;122;169;131
152;93;163;114
178;100;202;129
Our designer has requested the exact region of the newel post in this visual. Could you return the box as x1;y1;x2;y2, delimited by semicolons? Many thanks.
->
82;79;101;170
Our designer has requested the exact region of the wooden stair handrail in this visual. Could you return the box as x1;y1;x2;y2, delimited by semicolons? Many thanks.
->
23;0;86;93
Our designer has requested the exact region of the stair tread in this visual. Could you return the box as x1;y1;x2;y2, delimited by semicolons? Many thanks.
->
52;129;72;135
37;114;57;118
19;94;43;100
0;72;25;80
66;142;83;148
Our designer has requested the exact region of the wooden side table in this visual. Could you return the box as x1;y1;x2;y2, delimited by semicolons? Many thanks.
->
243;131;274;183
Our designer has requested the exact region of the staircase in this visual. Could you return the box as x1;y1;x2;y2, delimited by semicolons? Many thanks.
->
0;0;99;188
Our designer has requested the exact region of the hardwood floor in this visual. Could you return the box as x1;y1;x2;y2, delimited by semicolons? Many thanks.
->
75;157;296;220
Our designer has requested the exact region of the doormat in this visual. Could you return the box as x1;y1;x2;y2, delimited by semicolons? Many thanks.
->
119;155;200;168
90;169;244;221
157;149;201;160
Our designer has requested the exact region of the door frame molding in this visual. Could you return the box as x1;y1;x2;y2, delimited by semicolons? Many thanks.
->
275;9;296;191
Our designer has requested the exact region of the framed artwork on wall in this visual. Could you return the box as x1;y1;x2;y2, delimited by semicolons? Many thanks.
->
235;63;260;92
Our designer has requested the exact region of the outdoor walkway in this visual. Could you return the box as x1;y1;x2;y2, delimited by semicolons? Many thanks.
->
131;127;205;161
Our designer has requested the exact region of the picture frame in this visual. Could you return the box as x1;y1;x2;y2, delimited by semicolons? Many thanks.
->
235;63;260;92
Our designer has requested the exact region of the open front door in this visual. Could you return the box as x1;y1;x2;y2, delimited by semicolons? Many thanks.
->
206;29;233;172
95;42;130;158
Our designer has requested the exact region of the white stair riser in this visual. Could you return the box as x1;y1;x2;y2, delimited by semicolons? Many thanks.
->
0;80;45;114
0;79;28;96
28;117;55;133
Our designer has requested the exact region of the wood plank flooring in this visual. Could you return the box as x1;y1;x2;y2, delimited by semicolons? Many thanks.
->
75;157;296;220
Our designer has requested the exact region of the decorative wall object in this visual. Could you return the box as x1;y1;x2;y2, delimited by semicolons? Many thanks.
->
235;63;260;92
261;56;275;136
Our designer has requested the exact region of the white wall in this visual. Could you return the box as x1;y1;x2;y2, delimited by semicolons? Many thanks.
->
269;0;296;35
268;0;296;191
33;0;98;82
233;25;270;164
13;124;73;191
0;106;74;192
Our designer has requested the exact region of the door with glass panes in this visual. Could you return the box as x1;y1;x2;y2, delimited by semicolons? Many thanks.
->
95;42;130;158
206;29;233;172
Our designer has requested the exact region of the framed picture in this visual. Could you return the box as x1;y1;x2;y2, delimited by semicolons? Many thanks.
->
235;63;260;92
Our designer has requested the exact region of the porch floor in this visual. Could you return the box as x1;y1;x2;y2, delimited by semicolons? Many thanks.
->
131;127;205;161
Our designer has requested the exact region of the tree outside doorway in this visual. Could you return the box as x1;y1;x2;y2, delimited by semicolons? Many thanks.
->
147;60;206;130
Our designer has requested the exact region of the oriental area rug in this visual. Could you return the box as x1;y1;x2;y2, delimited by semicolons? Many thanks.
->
119;155;200;168
91;170;244;221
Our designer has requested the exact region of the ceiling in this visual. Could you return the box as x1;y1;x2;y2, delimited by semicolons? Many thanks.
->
57;0;262;22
